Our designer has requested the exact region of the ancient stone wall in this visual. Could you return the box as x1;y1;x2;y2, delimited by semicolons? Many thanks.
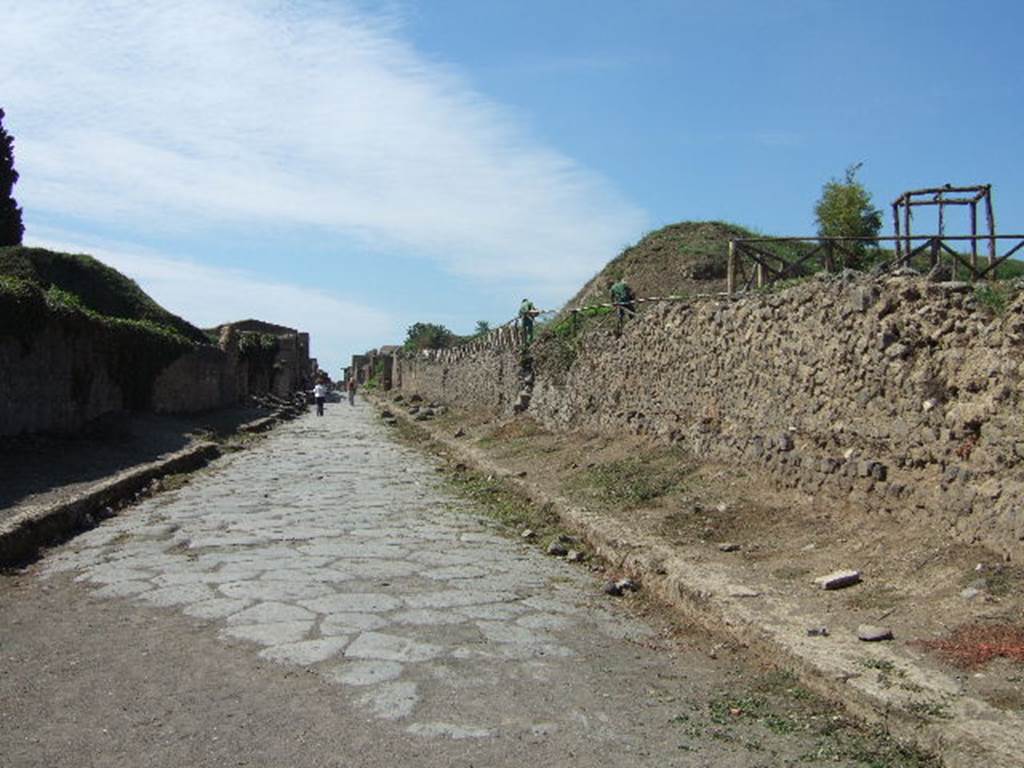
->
1;315;311;436
151;345;237;415
0;321;125;435
394;274;1024;558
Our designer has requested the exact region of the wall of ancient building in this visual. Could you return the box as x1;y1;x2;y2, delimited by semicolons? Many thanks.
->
393;274;1024;557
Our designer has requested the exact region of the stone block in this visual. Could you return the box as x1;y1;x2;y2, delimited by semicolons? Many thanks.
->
813;570;862;590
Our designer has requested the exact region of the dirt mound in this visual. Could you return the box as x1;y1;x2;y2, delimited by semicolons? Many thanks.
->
0;246;208;344
562;221;756;312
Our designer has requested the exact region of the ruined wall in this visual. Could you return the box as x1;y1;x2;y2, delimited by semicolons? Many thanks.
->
151;345;237;414
0;321;125;435
394;274;1024;557
1;315;311;436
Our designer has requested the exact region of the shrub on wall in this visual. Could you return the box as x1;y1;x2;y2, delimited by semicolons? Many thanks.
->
0;277;197;409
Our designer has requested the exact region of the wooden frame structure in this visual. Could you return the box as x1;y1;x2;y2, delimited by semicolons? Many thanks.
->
892;184;995;272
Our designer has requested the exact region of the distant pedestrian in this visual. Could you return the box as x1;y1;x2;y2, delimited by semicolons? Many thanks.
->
346;377;357;406
313;381;327;416
519;298;540;343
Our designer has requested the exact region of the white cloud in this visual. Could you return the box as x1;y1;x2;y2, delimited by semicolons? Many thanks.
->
29;227;393;374
2;0;647;302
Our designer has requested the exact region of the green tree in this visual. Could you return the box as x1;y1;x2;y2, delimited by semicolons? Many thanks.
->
403;322;456;352
0;108;25;246
473;320;490;336
814;162;881;266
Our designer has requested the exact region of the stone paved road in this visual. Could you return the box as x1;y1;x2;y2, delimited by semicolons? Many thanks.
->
1;403;893;767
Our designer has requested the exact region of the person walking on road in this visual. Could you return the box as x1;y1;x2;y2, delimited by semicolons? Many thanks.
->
346;377;357;406
519;298;540;344
313;380;327;416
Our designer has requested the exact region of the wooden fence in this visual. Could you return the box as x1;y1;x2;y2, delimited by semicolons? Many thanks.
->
726;234;1024;294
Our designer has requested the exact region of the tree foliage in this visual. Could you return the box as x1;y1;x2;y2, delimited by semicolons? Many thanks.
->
814;163;881;257
403;322;456;352
0;108;24;246
473;320;491;336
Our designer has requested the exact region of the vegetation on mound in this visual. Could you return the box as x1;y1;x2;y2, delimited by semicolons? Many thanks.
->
0;246;207;343
563;221;756;311
0;275;197;409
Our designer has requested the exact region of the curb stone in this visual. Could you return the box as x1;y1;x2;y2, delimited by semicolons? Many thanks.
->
0;406;309;568
374;396;1023;768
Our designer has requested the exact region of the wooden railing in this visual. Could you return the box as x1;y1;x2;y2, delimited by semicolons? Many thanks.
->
726;235;1024;294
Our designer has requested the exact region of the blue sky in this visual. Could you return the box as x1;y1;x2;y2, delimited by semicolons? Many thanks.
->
4;0;1022;372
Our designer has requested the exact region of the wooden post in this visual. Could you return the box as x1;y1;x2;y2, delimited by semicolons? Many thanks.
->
970;201;978;277
727;241;736;294
823;240;834;273
755;261;765;289
984;186;997;273
903;202;913;263
930;236;940;269
892;203;902;260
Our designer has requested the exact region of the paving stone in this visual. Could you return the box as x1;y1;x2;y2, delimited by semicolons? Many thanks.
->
402;590;516;610
358;681;419;720
320;612;390;635
345;632;444;663
92;580;155;598
219;580;335;602
226;602;317;625
183;598;253;620
139;583;217;607
220;620;315;646
258;637;350;665
325;660;404;686
299;593;403;614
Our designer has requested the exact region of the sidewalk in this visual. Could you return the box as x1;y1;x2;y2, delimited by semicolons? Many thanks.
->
0;403;298;566
373;394;1024;768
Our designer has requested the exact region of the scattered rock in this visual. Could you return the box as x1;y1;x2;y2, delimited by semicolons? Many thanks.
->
727;586;760;598
806;627;829;637
603;580;623;597
814;570;862;590
454;428;466;438
454;463;467;472
547;541;569;557
515;470;527;478
718;542;741;553
856;625;893;642
566;550;584;563
379;409;394;418
960;587;982;600
615;578;639;593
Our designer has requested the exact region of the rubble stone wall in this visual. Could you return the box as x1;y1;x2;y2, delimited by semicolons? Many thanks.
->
0;321;125;435
394;275;1024;558
1;316;310;436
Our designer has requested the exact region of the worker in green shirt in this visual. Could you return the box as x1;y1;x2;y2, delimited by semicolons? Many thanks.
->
519;298;539;343
610;279;635;326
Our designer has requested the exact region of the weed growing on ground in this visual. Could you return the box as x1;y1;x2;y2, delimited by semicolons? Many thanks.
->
568;451;693;510
670;668;940;767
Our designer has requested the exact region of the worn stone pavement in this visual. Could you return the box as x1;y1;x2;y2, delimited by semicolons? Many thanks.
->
1;402;908;767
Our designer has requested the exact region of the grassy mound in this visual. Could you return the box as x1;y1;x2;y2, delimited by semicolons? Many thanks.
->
0;246;208;344
563;221;757;311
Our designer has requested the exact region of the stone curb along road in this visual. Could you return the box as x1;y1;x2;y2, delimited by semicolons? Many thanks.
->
371;396;1023;768
0;408;299;568
0;442;221;568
